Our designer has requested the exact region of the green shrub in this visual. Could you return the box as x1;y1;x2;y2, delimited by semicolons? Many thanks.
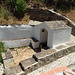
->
6;0;17;8
6;0;27;18
29;42;32;48
4;9;10;20
0;42;5;63
57;0;75;11
15;0;26;18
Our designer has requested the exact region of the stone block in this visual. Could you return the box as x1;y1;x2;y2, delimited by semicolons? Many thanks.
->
5;65;25;75
66;42;75;46
62;49;70;56
19;58;39;74
67;46;75;53
31;38;40;49
4;59;14;69
33;49;56;61
5;50;13;59
48;54;56;62
33;49;56;66
56;45;67;50
1;52;6;60
54;50;64;59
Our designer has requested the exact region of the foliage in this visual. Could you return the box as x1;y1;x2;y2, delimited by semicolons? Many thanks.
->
29;42;32;48
57;0;75;11
4;9;10;20
6;0;16;8
0;8;11;24
15;0;26;18
37;0;75;11
0;42;5;63
6;0;27;19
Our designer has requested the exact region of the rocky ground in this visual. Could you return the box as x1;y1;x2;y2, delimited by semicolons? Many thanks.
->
28;52;75;75
0;63;4;75
10;46;36;66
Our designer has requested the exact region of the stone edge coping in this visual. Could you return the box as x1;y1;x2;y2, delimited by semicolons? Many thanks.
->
55;43;75;51
31;38;39;42
19;58;38;70
5;65;25;75
1;50;13;61
33;49;56;60
3;44;75;75
33;45;75;60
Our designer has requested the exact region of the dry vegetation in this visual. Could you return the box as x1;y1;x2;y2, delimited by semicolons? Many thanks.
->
0;0;75;25
0;9;30;25
57;9;75;22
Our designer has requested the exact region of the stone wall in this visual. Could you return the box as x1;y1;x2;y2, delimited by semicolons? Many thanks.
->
3;44;75;75
33;45;75;67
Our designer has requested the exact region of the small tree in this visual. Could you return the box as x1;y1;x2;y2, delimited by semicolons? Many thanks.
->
6;0;27;19
15;0;26;18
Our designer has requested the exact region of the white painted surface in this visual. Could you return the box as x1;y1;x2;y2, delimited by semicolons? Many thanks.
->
32;40;40;48
53;28;72;46
40;28;48;43
33;22;53;48
0;25;33;40
56;72;63;75
0;22;72;48
29;20;42;25
3;39;31;48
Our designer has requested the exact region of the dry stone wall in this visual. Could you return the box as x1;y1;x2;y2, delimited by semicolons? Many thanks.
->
2;45;75;75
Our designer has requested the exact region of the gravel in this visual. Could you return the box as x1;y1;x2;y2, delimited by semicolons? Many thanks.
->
28;52;75;75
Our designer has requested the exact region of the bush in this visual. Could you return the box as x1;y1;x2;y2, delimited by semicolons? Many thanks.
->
6;0;27;19
4;9;10;20
0;42;5;63
29;42;32;48
57;0;75;11
15;0;26;18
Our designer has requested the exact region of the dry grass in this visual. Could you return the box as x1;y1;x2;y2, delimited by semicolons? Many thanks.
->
0;7;30;25
57;9;75;22
5;14;30;25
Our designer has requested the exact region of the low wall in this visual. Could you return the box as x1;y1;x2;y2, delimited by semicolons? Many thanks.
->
4;44;75;74
0;25;33;40
3;39;31;48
